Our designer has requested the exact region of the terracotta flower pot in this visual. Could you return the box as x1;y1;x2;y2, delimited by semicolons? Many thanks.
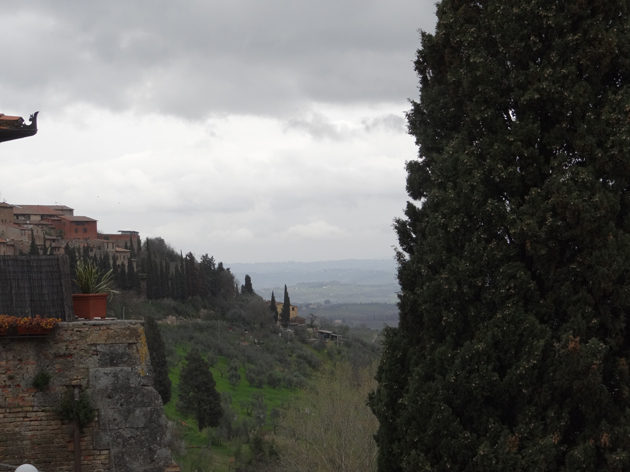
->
72;293;108;320
17;326;53;335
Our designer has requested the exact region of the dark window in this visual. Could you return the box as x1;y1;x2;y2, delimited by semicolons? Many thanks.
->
75;228;78;233
83;228;87;233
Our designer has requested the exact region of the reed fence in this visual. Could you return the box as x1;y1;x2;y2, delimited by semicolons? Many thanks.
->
0;255;73;321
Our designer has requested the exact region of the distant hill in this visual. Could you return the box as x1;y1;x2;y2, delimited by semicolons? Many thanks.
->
227;259;399;305
227;259;398;288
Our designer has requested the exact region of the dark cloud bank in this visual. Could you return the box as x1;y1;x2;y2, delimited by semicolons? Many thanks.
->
1;0;436;118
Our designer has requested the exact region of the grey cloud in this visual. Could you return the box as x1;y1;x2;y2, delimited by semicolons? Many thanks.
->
0;0;437;118
362;113;407;133
284;111;351;140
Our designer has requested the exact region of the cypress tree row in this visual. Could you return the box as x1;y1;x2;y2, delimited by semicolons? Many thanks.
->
370;1;630;471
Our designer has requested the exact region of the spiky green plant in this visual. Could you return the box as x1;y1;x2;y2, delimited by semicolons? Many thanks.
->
74;261;118;298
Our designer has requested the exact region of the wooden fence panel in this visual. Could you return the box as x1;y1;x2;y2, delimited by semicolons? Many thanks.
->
0;255;73;321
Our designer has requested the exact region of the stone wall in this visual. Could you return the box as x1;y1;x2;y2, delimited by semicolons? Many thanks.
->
0;321;177;472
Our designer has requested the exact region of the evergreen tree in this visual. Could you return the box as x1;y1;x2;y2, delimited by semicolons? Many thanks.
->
177;349;222;431
102;253;111;272
65;244;77;275
180;252;188;300
280;285;291;328
243;274;254;295
185;252;201;297
199;254;216;298
158;259;166;299
112;260;120;286
29;229;39;256
119;263;128;290
270;291;279;325
127;259;136;291
152;258;161;298
173;264;182;301
370;2;630;471
129;235;136;259
163;260;171;298
144;316;172;405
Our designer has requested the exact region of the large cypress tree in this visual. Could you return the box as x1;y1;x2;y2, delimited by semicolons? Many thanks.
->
370;2;630;471
144;316;172;405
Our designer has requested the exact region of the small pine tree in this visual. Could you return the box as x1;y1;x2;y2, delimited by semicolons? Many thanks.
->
144;317;172;405
177;349;222;431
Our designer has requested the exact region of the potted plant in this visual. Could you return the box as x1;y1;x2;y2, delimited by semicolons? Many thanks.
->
72;261;118;320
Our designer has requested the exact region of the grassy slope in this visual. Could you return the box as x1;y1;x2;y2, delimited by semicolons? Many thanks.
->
164;347;296;471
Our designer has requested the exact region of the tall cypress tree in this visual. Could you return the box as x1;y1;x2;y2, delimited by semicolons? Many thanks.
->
180;252;188;300
243;274;254;295
119;262;128;290
29;229;39;256
127;259;136;292
146;239;155;299
144;316;172;405
161;260;170;299
370;2;630;471
270;291;279;325
280;285;291;328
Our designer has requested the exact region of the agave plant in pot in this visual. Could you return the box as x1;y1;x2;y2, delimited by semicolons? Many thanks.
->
72;261;118;320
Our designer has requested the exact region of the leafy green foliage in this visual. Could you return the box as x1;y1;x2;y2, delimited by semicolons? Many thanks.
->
55;388;96;432
32;371;51;392
228;359;241;390
370;1;630;471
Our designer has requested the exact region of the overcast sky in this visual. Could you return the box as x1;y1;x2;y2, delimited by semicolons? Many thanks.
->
0;0;437;263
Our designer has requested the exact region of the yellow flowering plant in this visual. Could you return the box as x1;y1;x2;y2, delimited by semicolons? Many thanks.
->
0;315;61;332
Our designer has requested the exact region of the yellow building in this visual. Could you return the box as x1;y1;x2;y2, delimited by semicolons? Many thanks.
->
273;302;298;320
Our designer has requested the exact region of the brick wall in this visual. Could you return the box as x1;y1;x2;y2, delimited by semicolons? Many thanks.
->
0;321;176;472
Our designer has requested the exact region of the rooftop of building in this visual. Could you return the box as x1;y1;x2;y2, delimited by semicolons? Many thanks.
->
13;205;62;215
63;216;97;222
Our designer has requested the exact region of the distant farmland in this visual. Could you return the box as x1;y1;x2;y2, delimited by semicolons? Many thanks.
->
302;302;399;329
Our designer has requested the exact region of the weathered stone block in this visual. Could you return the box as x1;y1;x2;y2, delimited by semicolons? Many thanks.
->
96;344;139;367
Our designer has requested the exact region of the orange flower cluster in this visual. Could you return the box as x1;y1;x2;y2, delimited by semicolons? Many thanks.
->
0;315;61;331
